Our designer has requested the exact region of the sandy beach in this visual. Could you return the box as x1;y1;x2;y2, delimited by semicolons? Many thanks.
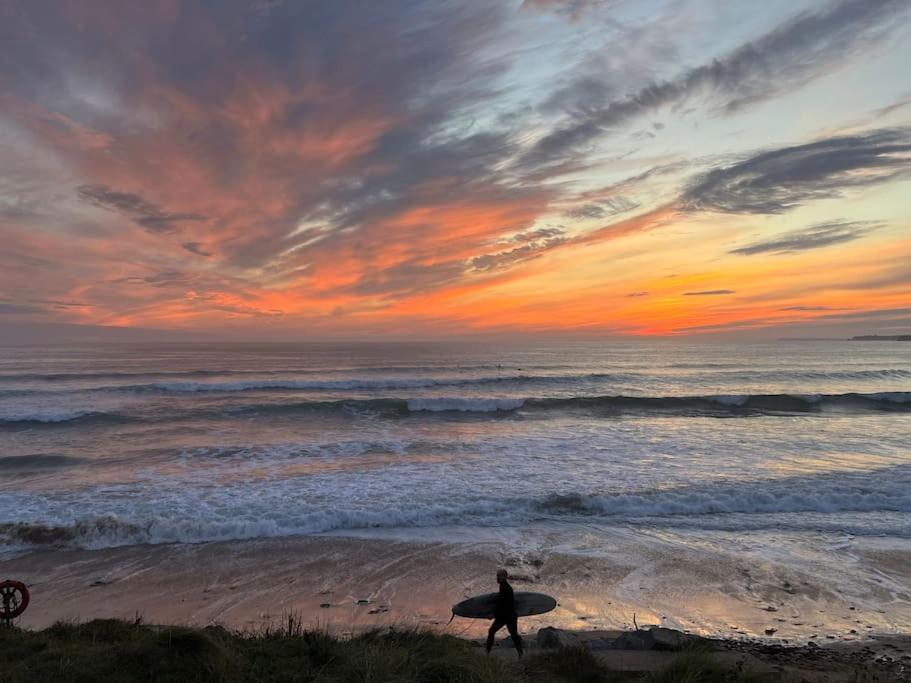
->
4;531;910;644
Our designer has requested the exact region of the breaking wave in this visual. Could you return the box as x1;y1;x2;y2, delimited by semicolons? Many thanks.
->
4;466;911;549
2;391;909;426
0;373;619;397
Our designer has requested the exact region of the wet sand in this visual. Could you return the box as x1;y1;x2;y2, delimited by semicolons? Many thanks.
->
3;531;910;645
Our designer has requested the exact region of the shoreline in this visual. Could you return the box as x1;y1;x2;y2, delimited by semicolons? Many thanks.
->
3;532;909;642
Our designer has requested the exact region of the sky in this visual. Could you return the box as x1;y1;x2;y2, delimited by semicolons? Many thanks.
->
1;0;910;341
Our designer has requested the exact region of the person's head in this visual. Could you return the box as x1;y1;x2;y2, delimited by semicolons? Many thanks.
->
496;569;508;584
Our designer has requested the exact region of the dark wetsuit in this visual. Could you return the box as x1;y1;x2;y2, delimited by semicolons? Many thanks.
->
486;580;523;655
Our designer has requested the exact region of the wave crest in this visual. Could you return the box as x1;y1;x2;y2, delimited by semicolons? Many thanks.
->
2;391;908;426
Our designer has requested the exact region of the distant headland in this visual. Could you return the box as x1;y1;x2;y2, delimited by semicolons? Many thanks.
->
779;335;911;341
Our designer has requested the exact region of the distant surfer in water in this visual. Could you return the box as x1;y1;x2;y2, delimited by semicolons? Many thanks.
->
485;569;523;657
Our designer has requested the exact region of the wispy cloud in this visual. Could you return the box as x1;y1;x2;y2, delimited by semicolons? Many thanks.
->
77;185;207;234
682;129;911;214
682;289;735;296
182;242;211;257
470;229;566;271
730;220;882;255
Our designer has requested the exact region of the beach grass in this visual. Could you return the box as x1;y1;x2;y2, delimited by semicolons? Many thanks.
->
644;645;764;683
0;619;766;682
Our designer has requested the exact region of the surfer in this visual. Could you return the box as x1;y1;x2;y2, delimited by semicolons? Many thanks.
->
485;569;523;657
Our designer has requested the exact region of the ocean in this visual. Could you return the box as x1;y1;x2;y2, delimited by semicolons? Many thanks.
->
2;340;909;555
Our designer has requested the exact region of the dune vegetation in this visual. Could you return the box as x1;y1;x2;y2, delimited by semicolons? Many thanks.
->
0;617;772;683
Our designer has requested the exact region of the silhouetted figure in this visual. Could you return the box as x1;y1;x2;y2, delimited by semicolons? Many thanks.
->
485;569;523;657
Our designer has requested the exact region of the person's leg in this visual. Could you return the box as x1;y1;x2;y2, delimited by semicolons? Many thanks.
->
506;616;523;657
486;619;504;654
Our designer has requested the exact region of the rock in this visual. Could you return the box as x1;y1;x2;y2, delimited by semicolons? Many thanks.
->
319;603;331;608
649;627;696;651
585;639;613;651
765;628;777;636
613;630;654;650
356;599;369;605
536;627;582;649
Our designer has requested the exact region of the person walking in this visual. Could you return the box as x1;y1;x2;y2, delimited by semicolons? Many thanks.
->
485;569;523;657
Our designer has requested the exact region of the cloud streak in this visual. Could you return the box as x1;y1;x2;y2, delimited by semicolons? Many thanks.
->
682;129;911;214
77;185;207;234
730;220;882;255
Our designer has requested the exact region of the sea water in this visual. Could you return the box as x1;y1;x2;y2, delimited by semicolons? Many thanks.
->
1;340;909;558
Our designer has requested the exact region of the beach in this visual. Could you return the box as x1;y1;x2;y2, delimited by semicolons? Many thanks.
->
5;533;911;680
5;532;910;642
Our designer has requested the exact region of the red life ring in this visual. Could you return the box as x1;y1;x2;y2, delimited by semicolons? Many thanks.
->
0;579;30;619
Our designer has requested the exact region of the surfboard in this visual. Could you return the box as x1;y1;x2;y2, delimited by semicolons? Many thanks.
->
451;592;557;619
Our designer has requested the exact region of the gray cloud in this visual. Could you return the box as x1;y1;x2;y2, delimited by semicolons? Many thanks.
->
143;271;194;287
781;305;842;311
808;307;911;322
345;259;467;298
625;291;649;297
565;196;639;220
77;185;206;234
513;227;564;242
116;271;197;288
682;289;734;296
471;230;566;271
524;0;911;167
683;129;911;214
566;204;606;220
182;242;212;257
730;220;881;255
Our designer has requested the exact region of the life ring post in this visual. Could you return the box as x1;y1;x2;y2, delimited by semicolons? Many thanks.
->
0;579;30;625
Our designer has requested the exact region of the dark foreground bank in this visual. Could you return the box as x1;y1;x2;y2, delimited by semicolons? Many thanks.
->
1;619;907;683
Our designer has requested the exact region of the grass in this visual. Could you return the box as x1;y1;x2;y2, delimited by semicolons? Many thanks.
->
520;646;633;682
0;620;765;683
644;646;765;683
0;619;509;683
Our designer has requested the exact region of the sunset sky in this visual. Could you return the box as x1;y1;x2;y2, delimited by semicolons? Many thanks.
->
1;0;909;340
